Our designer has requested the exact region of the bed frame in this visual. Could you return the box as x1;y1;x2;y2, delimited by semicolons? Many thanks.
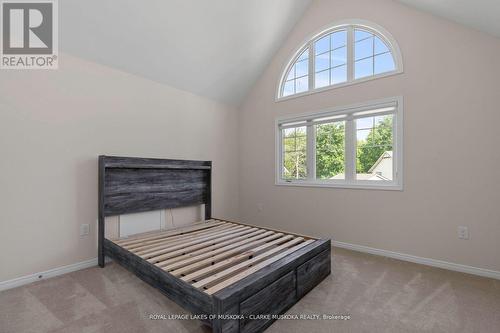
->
98;156;331;333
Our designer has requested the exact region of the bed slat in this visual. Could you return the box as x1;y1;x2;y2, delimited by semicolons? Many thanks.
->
186;237;304;286
173;235;296;280
140;226;248;259
132;224;236;254
168;234;293;277
115;220;223;246
157;230;273;270
204;239;315;294
146;226;256;263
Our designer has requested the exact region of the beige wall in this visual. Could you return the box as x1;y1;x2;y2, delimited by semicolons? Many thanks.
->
0;54;239;281
238;0;500;271
1;0;500;284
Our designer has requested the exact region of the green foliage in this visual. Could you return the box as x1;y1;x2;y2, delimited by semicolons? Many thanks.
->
356;116;393;173
282;116;393;180
283;127;307;179
315;122;345;178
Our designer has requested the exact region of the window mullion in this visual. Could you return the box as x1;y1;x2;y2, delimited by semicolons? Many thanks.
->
280;129;285;180
345;117;356;182
392;113;398;181
308;43;314;90
306;124;316;181
347;26;354;81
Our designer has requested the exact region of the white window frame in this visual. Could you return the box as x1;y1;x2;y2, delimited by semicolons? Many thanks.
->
275;96;403;190
276;19;403;102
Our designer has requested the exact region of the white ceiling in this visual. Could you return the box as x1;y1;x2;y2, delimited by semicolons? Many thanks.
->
61;0;312;106
61;1;499;106
397;0;500;38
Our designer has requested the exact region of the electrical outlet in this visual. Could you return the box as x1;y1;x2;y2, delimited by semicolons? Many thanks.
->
80;224;90;236
458;226;469;240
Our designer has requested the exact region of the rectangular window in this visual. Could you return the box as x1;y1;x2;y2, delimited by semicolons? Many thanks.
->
282;125;308;180
316;120;345;180
276;97;403;190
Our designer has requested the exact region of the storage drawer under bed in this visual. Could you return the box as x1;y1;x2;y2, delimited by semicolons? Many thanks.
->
236;249;331;333
240;271;296;333
297;249;331;297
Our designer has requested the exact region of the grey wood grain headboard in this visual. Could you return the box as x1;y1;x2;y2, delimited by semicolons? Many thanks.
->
98;155;212;267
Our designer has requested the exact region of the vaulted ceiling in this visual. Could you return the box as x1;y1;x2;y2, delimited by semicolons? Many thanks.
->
61;1;500;107
397;0;500;38
61;0;312;106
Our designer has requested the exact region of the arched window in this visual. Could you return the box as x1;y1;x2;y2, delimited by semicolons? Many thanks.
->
278;20;403;99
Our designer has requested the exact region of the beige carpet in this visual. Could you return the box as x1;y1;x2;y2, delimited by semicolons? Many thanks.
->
1;248;499;333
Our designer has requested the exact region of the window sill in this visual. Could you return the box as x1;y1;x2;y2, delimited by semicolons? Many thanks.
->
275;180;403;191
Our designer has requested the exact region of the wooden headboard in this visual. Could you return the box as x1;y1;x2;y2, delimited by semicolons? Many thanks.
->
98;155;212;267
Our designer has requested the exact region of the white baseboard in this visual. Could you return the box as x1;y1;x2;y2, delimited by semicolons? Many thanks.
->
0;257;98;292
333;240;500;280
